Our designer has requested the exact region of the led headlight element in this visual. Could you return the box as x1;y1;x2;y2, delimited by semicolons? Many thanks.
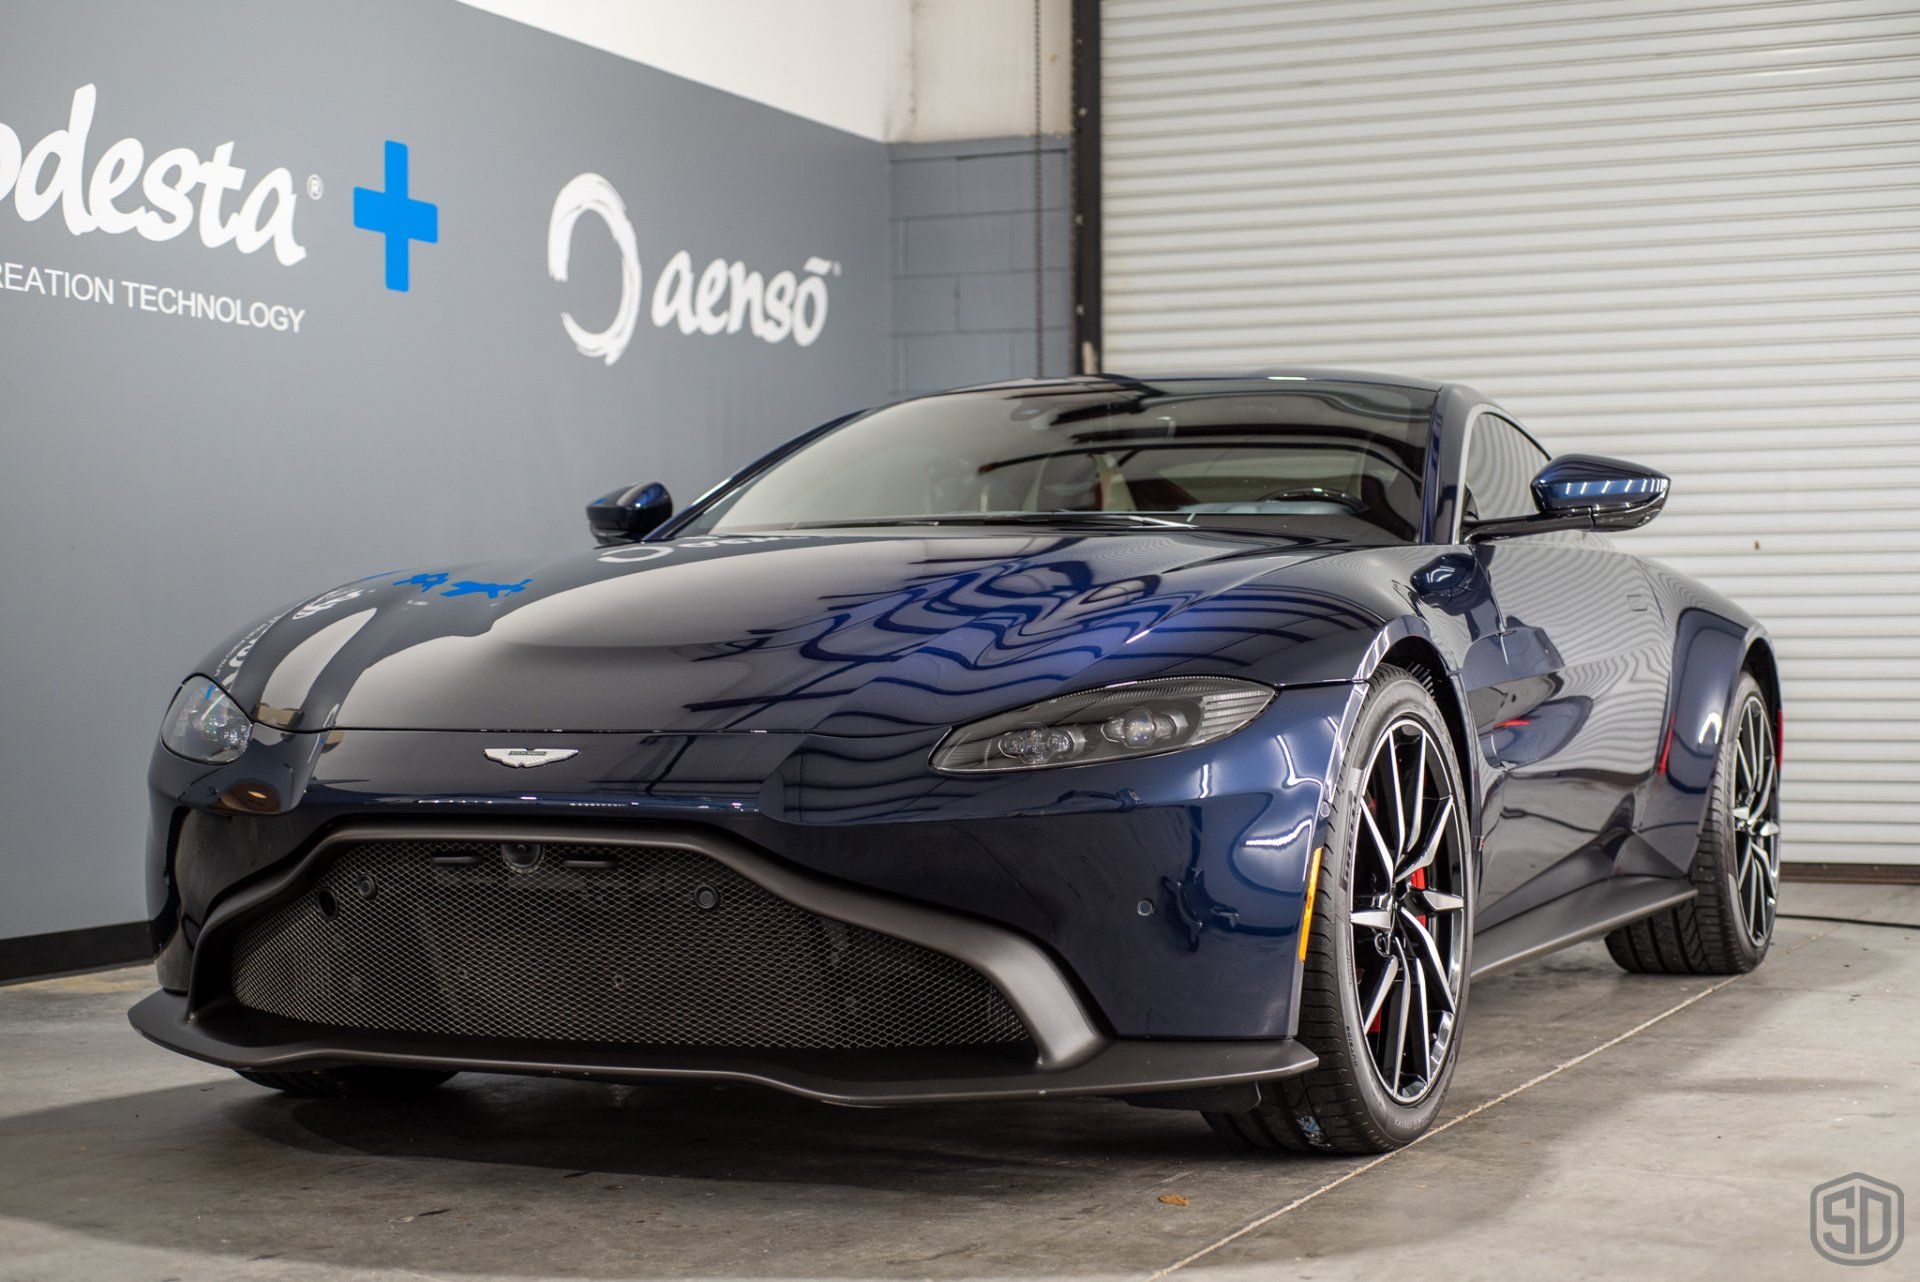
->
932;677;1274;773
160;676;252;764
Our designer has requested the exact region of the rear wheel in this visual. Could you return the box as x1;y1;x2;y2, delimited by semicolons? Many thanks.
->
1606;672;1779;975
236;1066;457;1098
1206;666;1472;1154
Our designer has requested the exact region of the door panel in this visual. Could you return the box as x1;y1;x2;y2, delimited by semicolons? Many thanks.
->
1475;534;1671;923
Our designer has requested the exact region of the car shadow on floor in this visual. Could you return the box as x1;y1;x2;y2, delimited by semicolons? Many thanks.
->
0;1067;1549;1279
239;1076;1238;1189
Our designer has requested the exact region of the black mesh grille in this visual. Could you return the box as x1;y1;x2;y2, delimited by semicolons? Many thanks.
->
229;838;1030;1051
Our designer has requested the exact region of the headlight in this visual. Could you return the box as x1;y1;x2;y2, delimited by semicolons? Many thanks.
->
159;677;252;763
931;677;1274;773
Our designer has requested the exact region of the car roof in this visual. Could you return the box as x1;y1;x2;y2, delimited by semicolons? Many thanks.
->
940;368;1455;396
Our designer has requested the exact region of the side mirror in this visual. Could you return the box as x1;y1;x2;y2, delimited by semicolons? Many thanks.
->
1535;454;1670;529
1467;455;1669;542
586;481;673;545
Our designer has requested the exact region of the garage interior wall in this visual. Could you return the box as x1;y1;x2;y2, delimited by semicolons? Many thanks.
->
0;0;1076;972
0;0;896;967
1098;0;1917;866
891;137;1073;395
460;0;1075;144
455;0;917;141
463;1;1080;399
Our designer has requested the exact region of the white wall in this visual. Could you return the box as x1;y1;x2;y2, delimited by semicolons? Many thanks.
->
459;0;910;139
460;0;1070;142
907;0;1073;141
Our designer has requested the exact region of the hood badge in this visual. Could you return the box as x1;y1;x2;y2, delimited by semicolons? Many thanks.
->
484;748;579;768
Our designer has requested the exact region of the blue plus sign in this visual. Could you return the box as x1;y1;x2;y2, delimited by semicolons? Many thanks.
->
353;141;438;292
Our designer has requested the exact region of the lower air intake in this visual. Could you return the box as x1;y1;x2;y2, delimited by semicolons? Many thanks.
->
229;838;1031;1051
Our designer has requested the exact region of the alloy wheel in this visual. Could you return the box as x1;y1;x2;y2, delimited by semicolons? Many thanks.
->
1350;717;1468;1105
1729;694;1781;946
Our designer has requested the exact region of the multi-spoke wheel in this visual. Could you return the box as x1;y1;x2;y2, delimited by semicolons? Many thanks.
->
1606;671;1780;975
1350;717;1468;1106
1729;692;1781;946
1206;664;1472;1154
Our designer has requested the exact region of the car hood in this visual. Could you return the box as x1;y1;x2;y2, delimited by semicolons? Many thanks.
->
200;529;1380;735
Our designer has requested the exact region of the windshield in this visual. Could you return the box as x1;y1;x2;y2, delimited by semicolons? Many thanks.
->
681;378;1436;542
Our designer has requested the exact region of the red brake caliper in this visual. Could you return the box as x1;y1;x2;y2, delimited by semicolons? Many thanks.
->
1369;867;1428;1036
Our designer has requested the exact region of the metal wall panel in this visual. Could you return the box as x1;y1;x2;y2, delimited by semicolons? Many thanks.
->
1102;0;1920;863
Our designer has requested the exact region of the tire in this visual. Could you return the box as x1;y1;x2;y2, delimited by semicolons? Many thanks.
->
235;1066;458;1098
1206;665;1473;1154
1606;671;1779;976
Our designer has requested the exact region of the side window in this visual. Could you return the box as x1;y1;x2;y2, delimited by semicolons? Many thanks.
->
1464;414;1550;524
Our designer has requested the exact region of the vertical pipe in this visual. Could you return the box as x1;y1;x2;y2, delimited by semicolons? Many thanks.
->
1033;0;1046;377
1069;0;1101;374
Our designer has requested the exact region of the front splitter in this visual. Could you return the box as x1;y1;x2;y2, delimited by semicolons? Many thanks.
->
129;991;1317;1106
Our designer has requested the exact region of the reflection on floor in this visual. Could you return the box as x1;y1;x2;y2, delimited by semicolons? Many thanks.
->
2;882;1915;1282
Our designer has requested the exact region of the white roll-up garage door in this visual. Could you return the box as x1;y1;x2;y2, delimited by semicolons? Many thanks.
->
1100;0;1918;865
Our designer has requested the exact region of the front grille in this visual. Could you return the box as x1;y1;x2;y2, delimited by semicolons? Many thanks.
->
229;838;1030;1051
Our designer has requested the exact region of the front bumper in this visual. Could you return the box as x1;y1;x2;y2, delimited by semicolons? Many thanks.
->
146;684;1362;1041
131;819;1317;1104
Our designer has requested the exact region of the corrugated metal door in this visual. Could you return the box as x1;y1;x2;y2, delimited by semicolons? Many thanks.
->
1100;0;1919;864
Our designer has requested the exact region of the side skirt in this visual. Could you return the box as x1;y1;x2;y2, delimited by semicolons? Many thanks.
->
1471;876;1697;979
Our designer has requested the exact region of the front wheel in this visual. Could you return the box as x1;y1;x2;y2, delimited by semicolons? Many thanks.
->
1206;666;1472;1154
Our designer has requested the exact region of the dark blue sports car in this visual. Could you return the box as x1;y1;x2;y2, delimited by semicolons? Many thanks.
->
132;372;1782;1153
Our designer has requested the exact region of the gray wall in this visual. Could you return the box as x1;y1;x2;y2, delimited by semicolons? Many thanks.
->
0;0;890;940
890;138;1072;396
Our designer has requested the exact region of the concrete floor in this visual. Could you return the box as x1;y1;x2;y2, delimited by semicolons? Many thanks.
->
1;882;1915;1282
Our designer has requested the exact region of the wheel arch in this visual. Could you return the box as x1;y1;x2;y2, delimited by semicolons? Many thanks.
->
1347;630;1486;895
1375;636;1474;800
1742;635;1783;727
1639;589;1775;875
